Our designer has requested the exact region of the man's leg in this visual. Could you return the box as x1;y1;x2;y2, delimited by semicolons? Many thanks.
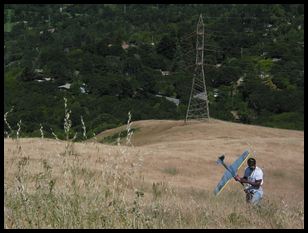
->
246;192;252;203
250;191;263;205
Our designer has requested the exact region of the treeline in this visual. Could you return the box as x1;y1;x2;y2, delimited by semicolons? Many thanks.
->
4;4;304;139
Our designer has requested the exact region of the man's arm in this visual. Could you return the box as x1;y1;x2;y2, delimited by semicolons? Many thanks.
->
235;175;262;187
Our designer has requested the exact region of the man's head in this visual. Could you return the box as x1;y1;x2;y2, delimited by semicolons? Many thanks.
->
247;158;256;170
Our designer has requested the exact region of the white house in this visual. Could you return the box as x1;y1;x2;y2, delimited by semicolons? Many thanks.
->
158;69;170;76
121;41;129;50
34;69;44;74
58;83;71;90
47;28;55;33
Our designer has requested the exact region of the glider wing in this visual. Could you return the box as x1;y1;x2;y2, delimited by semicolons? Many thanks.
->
229;150;250;175
214;168;234;196
214;150;251;196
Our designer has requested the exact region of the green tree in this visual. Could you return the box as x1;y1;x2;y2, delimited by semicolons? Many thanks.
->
156;35;176;60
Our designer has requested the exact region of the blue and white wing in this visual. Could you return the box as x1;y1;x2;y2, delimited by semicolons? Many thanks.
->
229;150;250;175
214;170;234;196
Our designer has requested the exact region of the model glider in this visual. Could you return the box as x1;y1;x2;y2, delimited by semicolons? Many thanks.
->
214;150;251;196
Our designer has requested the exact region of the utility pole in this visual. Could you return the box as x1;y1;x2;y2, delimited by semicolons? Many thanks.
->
185;14;210;123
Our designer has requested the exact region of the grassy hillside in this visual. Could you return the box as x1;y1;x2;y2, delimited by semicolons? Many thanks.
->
4;119;304;228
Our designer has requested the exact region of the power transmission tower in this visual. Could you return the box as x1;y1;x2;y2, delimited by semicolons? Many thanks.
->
185;14;210;123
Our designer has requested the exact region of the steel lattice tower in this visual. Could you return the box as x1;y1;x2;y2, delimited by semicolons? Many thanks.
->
185;14;210;123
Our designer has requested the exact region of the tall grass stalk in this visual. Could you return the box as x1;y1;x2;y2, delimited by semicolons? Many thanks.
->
15;120;22;155
50;127;59;141
50;127;62;156
39;124;44;139
63;97;72;141
63;97;76;156
80;115;87;140
126;111;133;146
4;106;14;138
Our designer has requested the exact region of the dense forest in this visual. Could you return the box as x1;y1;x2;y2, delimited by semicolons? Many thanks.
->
4;4;304;140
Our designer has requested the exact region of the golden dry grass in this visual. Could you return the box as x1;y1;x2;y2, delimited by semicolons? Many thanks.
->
96;119;304;203
4;119;304;228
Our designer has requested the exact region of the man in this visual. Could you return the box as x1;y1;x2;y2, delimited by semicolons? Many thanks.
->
235;158;263;205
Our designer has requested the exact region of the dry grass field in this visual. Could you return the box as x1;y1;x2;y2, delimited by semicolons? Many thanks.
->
4;119;304;229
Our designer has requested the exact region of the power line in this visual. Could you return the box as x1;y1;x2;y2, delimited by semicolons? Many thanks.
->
205;28;256;35
166;47;303;63
179;30;197;41
203;63;304;72
177;23;304;41
203;15;303;19
171;61;303;73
